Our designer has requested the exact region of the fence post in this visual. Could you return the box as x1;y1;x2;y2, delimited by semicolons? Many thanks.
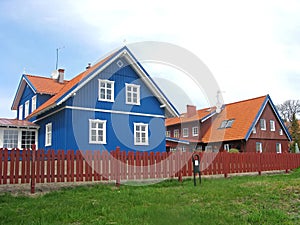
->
223;152;229;178
31;145;36;194
258;152;261;176
115;147;121;187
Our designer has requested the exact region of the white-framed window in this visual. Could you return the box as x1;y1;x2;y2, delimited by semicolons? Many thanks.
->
279;129;283;136
32;95;37;112
134;123;149;145
270;120;275;131
192;127;199;136
126;83;140;105
18;105;23;120
252;127;256;134
89;119;107;144
276;143;282;153
166;130;170;137
98;79;114;102
182;128;189;137
260;119;266;130
224;144;230;151
21;130;36;149
45;123;52;147
3;130;18;149
205;145;212;152
24;100;29;118
256;142;262;153
174;129;180;138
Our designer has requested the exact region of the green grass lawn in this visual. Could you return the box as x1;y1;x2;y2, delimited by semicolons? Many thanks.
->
0;169;300;225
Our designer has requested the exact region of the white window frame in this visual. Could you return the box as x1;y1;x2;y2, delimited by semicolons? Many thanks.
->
270;120;275;131
260;119;266;130
134;123;149;145
21;130;36;149
276;143;282;153
224;144;230;151
252;127;256;134
18;105;23;120
98;79;115;102
166;130;170;137
32;95;37;112
192;127;199;136
279;129;283;136
24;100;29;118
182;128;189;137
45;123;52;147
174;129;180;138
256;142;262;153
3;129;19;149
89;119;107;144
126;83;140;105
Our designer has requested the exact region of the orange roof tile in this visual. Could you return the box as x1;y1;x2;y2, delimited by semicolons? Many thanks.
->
165;107;215;126
26;75;69;95
202;96;266;143
27;55;112;119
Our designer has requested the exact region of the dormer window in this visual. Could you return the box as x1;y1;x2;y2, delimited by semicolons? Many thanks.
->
219;119;235;129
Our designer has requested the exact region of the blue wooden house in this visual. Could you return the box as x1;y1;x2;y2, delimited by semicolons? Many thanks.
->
11;47;179;152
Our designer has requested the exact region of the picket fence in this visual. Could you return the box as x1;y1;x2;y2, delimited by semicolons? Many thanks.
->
1;147;300;193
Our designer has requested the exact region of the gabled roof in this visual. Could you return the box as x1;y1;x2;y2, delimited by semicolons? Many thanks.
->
202;96;267;143
26;75;69;95
11;74;68;110
166;106;216;126
166;95;292;143
0;118;39;129
25;46;179;119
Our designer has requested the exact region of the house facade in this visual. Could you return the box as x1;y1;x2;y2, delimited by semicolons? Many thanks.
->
166;95;292;153
8;47;179;152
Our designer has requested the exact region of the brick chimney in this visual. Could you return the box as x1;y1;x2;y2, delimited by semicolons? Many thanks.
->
58;69;65;84
186;105;197;117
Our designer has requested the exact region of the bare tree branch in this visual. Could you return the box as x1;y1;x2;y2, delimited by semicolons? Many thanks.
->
276;100;300;122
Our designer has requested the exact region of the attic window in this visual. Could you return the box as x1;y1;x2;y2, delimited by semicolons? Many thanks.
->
117;60;124;68
219;119;235;129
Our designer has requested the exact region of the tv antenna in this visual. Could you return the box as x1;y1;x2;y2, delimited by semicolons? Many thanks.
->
55;46;65;70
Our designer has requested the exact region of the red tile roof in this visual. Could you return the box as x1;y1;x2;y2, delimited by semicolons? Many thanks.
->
26;75;69;95
166;95;267;143
166;107;216;126
202;96;266;143
27;55;112;119
0;118;39;128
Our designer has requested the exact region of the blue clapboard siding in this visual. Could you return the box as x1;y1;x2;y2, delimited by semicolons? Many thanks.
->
36;57;166;152
18;85;35;119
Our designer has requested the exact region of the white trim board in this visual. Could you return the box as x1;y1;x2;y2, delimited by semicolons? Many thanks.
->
66;106;165;118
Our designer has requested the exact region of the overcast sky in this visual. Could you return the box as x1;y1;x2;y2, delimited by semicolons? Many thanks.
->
0;0;299;118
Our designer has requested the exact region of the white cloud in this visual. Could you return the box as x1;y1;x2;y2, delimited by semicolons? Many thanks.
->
1;0;299;117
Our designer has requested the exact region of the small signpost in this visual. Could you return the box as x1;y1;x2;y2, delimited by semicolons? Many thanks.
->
192;153;201;186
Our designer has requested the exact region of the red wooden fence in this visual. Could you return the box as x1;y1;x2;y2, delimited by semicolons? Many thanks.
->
1;148;300;193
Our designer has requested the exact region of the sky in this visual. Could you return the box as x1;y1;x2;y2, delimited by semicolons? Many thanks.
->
0;0;300;118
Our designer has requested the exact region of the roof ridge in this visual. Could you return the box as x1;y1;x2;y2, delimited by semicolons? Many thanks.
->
25;74;69;82
223;95;267;107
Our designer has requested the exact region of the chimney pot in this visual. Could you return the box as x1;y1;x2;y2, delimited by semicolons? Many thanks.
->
58;69;65;83
186;105;197;117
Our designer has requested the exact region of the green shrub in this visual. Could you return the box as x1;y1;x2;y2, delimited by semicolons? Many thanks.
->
228;148;240;153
